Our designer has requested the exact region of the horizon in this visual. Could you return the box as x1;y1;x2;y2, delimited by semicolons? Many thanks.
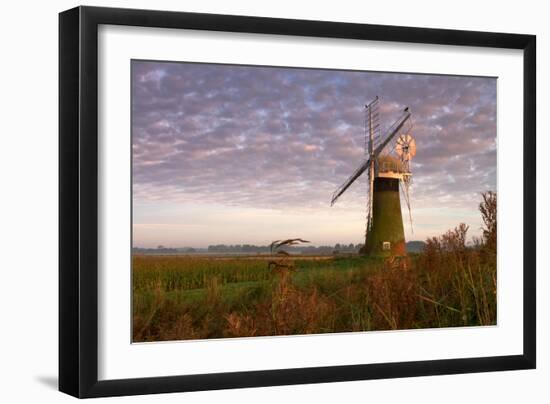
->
133;240;429;250
132;61;496;249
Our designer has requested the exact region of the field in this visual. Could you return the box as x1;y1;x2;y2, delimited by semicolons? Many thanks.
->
133;240;496;342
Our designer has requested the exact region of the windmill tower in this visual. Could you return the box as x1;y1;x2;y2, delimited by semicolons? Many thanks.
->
331;97;416;257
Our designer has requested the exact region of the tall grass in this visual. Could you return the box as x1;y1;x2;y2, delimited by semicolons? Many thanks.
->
133;256;272;292
133;192;497;342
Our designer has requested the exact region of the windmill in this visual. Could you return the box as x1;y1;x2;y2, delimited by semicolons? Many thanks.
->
331;97;416;257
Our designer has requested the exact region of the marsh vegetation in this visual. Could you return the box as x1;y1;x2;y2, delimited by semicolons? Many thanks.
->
133;192;496;342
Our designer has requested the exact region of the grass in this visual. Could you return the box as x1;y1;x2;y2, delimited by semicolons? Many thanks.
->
133;192;497;342
132;248;496;341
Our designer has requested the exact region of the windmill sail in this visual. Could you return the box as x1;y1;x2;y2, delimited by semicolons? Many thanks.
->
372;109;411;158
331;108;411;206
331;157;372;206
396;132;416;234
366;98;378;237
400;179;414;234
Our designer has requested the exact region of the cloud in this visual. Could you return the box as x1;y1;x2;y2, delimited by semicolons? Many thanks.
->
132;60;496;244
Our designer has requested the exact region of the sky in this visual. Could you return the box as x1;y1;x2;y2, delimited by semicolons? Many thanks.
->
132;60;497;248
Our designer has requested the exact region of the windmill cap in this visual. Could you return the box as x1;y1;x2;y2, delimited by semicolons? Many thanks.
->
376;155;404;172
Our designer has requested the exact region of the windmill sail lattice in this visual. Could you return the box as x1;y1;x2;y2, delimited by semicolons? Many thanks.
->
365;97;379;240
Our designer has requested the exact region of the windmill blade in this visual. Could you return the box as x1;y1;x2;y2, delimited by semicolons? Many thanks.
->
331;156;371;205
372;108;411;158
366;165;374;232
400;178;414;234
331;107;411;206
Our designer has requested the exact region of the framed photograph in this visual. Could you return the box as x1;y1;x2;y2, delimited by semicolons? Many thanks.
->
59;6;536;398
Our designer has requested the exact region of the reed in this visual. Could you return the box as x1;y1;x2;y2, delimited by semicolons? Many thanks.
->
132;192;497;342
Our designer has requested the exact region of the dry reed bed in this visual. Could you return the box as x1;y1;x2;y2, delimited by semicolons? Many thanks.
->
133;247;496;341
133;192;497;342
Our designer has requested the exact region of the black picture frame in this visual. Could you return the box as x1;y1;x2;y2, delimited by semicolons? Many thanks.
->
59;5;536;398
